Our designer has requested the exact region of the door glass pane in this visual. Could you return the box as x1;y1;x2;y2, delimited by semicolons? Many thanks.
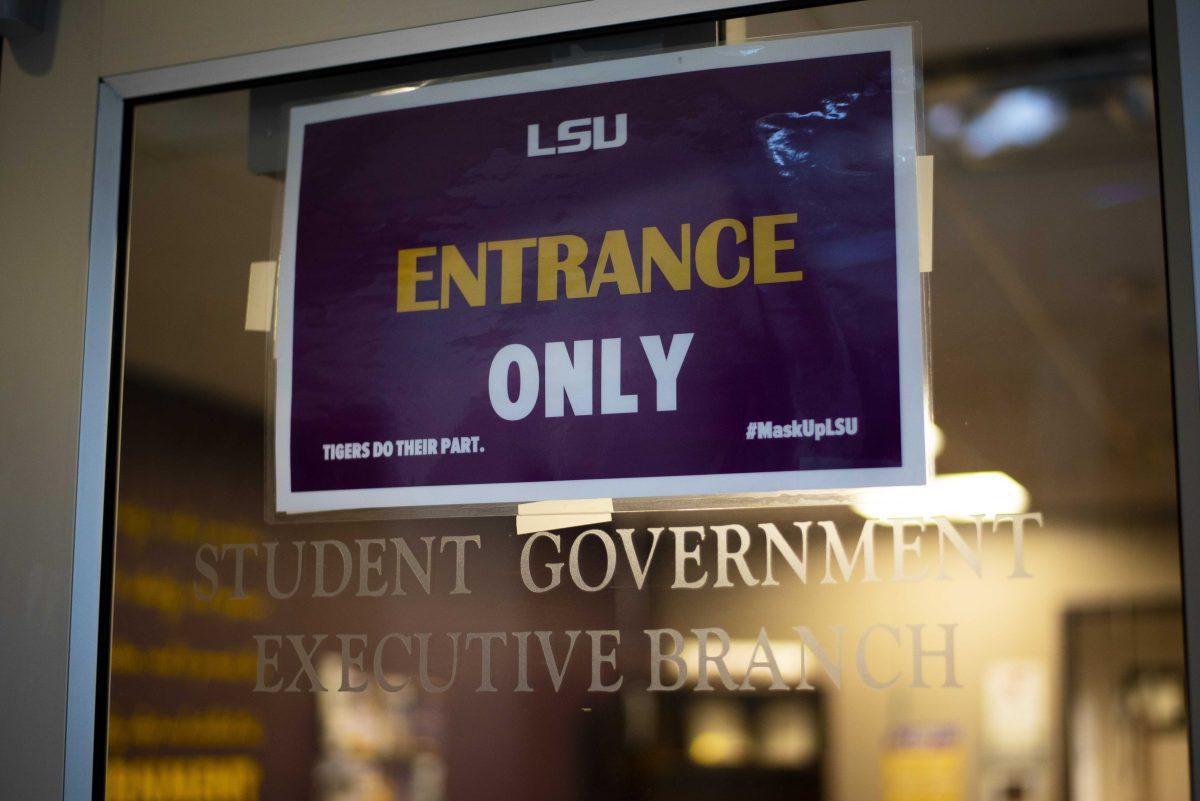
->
105;4;1187;801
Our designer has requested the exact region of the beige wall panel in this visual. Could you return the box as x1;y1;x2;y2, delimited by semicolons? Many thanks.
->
100;0;576;76
0;2;104;799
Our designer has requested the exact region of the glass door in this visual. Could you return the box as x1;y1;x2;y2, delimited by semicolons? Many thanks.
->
100;4;1190;801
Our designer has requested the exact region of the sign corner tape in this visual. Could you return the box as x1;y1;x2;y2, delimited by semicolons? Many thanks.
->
245;260;278;332
918;155;934;273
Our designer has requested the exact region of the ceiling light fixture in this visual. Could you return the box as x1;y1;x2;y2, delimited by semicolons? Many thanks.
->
850;470;1030;522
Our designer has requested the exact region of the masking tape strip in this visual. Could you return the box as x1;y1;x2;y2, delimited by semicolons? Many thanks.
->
245;260;277;332
518;498;614;515
515;512;614;535
515;497;614;534
917;155;934;273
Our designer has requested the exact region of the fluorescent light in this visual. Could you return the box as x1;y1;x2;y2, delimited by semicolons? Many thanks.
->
850;471;1030;522
962;87;1066;158
377;85;421;96
678;640;806;685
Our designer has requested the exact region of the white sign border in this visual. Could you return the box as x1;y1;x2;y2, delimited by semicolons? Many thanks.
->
274;25;926;514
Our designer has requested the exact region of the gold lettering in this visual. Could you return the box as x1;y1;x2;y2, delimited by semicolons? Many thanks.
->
395;213;801;312
641;224;691;291
753;213;803;284
487;238;536;304
537;235;589;301
695;218;749;288
588;230;641;296
396;247;438;312
440;243;487;308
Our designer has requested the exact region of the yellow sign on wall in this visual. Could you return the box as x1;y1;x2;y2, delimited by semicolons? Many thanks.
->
882;725;964;801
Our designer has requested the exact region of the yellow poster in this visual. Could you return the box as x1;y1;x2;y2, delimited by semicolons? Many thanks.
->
882;725;964;801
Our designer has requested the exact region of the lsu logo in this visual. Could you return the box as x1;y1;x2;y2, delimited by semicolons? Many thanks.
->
527;114;628;156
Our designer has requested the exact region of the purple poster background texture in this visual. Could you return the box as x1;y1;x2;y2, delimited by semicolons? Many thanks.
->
288;51;901;495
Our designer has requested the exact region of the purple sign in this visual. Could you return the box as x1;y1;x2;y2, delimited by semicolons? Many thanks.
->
274;28;925;513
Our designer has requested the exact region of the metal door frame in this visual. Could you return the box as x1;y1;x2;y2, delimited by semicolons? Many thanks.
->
66;0;1200;798
1152;0;1200;793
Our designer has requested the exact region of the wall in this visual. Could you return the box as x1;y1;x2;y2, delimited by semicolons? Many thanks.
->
0;3;105;801
0;3;569;800
97;0;568;76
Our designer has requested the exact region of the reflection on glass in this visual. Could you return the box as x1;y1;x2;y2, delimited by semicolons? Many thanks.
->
687;698;751;766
